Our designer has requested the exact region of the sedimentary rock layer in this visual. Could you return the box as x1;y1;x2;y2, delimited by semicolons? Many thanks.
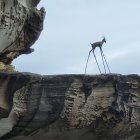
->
0;72;140;140
0;0;45;64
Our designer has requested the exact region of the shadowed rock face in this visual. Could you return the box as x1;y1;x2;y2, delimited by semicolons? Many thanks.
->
0;73;140;140
0;0;45;64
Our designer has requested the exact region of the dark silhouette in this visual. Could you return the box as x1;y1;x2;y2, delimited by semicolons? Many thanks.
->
84;37;111;74
90;37;106;49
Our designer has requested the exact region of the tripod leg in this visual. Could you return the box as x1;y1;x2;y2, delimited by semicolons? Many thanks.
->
101;49;111;73
84;49;92;74
100;48;106;73
92;50;102;74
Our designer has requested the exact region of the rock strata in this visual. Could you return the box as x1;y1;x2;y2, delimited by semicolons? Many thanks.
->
0;0;45;64
0;73;140;140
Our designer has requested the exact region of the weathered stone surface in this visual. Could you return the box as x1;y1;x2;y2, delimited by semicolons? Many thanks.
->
0;73;140;140
0;0;45;64
0;62;15;72
0;72;41;118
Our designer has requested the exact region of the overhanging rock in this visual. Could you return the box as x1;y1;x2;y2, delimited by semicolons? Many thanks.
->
0;0;45;64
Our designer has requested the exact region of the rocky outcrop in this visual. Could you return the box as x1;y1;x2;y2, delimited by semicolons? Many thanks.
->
0;73;140;140
0;0;45;64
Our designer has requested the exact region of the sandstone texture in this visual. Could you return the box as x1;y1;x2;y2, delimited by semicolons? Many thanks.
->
0;73;140;140
0;0;45;64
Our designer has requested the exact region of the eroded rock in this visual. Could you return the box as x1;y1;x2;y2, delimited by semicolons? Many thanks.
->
0;0;45;64
0;73;140;140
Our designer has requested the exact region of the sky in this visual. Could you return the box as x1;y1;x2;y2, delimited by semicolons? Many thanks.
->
13;0;140;75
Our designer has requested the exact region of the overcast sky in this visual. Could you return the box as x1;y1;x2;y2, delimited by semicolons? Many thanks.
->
13;0;140;75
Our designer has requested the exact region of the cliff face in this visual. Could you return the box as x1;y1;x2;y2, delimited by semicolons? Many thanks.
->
0;73;140;140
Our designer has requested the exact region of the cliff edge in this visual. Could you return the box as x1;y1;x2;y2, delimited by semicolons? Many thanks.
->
0;73;140;140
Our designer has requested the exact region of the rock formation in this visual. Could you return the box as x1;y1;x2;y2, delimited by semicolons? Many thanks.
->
0;73;140;140
0;0;45;64
0;0;140;140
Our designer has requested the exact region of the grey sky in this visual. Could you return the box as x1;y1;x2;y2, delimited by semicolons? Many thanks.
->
13;0;140;75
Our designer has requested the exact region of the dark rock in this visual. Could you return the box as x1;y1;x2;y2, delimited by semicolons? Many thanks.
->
0;73;140;140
